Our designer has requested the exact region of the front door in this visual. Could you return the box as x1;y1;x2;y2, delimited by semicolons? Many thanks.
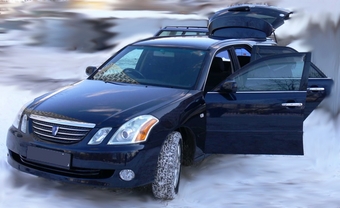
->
250;45;334;119
204;52;311;155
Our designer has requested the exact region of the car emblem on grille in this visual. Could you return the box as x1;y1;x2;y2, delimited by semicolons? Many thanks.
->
52;126;59;136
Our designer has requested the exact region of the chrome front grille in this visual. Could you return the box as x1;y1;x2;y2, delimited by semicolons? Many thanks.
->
30;114;95;144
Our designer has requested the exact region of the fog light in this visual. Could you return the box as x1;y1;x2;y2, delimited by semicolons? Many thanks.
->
119;169;135;181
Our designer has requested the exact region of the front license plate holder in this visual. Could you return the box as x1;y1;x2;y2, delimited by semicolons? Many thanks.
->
27;146;71;169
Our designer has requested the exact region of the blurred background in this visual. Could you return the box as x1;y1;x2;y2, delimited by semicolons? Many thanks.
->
0;0;339;116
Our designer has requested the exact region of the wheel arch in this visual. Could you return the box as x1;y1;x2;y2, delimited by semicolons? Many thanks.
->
177;127;196;166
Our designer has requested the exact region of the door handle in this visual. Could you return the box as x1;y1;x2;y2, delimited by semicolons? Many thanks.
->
282;103;303;107
307;87;324;91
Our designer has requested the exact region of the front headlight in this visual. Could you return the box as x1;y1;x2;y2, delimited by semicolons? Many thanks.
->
108;115;159;145
20;114;28;133
13;100;33;129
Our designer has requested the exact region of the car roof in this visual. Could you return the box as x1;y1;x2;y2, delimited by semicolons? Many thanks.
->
133;36;218;50
132;36;275;50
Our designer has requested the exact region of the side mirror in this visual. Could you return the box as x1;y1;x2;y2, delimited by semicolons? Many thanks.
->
85;66;97;76
220;79;237;93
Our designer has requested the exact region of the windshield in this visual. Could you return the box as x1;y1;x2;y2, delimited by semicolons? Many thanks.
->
92;46;207;89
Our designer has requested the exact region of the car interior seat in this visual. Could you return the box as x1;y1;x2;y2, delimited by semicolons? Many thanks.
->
238;56;251;67
205;57;228;91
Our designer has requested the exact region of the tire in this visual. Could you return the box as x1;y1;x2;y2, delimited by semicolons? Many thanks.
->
152;131;182;200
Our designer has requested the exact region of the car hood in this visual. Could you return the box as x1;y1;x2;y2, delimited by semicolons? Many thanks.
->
29;80;189;127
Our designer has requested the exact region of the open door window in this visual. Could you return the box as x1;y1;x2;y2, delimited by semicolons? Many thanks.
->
250;45;297;62
208;5;292;38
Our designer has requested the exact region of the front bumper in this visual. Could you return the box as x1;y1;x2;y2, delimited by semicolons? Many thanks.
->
6;127;161;188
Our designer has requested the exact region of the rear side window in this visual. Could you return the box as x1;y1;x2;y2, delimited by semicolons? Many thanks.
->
309;63;326;78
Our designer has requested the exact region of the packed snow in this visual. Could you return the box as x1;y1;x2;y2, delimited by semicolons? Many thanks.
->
0;0;339;207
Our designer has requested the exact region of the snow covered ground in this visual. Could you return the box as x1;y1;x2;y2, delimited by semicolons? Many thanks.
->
1;0;340;207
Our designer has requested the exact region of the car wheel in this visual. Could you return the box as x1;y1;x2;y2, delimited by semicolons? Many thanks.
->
152;131;182;200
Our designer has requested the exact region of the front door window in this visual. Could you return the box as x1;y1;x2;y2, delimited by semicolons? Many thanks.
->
234;54;306;91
